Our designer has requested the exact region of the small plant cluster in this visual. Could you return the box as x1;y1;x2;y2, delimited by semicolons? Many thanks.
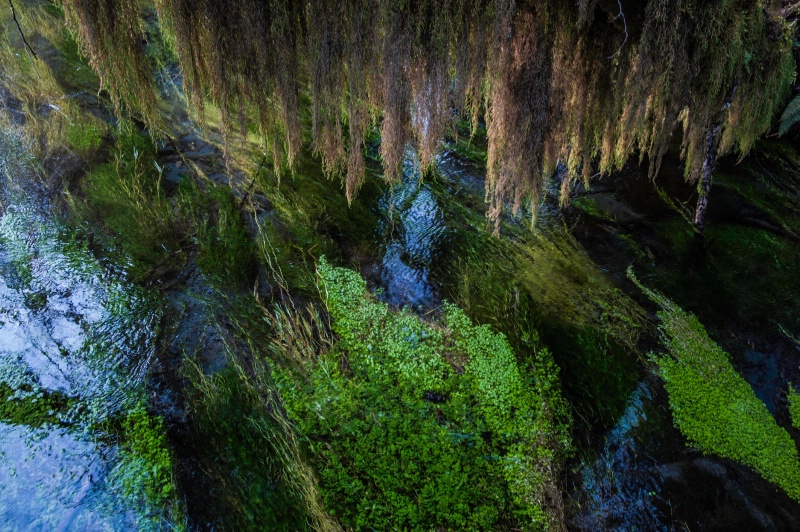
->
274;257;569;530
0;382;72;428
632;271;800;502
108;402;185;530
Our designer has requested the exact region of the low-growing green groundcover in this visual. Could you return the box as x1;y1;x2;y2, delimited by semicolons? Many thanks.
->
274;258;570;530
632;269;800;502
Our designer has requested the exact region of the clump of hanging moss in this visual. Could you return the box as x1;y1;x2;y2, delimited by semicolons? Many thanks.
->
60;0;796;224
0;3;108;165
632;270;800;502
273;257;570;530
62;0;161;128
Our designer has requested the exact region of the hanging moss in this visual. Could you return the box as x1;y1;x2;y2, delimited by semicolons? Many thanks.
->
61;0;161;128
57;0;796;223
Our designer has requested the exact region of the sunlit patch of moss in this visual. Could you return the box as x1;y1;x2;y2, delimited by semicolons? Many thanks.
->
274;258;570;530
64;117;104;157
632;272;800;502
572;195;617;223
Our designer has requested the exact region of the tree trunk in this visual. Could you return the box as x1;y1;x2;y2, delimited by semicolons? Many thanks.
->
689;123;721;272
693;123;721;236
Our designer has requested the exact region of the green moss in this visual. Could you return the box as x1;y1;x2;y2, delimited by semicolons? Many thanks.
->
541;325;639;426
23;290;47;312
572;196;617;223
633;273;800;502
445;119;488;166
717;141;800;235
176;179;255;286
789;385;800;431
430;200;643;427
108;402;185;530
55;27;101;90
65;118;104;157
275;258;569;530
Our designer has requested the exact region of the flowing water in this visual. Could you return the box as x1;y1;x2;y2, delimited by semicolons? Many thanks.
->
375;151;448;310
0;134;171;529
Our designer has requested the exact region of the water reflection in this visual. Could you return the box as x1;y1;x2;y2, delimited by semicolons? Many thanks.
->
0;423;134;531
377;152;447;310
572;381;666;531
0;195;160;529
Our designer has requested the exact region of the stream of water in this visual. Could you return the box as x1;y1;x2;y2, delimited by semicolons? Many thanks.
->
0;134;169;529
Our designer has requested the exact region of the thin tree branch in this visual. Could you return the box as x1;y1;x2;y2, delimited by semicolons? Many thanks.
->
8;0;38;60
608;0;628;59
239;153;270;208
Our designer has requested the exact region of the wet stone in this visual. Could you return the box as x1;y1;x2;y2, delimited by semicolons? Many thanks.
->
160;161;187;192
